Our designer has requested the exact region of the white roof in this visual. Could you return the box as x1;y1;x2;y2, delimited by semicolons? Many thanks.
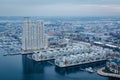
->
94;41;103;45
105;44;117;48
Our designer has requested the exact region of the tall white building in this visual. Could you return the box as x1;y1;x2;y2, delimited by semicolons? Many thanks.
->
22;17;48;51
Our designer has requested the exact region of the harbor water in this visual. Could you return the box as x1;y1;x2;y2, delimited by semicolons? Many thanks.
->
0;49;111;80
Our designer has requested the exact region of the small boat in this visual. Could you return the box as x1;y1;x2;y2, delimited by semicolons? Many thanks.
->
85;67;94;73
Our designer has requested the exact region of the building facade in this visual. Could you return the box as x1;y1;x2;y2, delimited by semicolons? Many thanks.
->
22;17;47;51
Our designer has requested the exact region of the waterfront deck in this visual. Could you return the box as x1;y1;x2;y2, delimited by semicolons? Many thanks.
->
56;59;107;68
3;51;33;56
3;53;21;56
97;67;120;78
18;50;33;54
33;58;54;61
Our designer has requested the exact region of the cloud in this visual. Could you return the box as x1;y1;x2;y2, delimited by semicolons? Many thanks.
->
0;1;120;16
0;0;120;5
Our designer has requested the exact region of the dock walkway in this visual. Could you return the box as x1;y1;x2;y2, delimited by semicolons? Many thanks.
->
56;59;107;68
97;67;120;78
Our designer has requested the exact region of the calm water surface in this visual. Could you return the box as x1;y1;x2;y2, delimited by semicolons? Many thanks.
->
0;49;109;80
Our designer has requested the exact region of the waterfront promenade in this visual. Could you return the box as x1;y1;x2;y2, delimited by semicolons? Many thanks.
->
56;59;107;68
97;67;120;78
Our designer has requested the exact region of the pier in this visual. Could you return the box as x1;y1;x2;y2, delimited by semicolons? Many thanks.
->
3;53;21;56
97;67;120;78
18;50;33;54
3;50;33;56
55;59;107;68
33;58;54;62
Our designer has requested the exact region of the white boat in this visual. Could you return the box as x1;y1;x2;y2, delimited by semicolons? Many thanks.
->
85;67;94;73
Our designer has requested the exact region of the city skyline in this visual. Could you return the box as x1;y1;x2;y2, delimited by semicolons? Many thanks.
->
0;0;120;16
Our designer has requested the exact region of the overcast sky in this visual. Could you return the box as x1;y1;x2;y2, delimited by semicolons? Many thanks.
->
0;0;120;16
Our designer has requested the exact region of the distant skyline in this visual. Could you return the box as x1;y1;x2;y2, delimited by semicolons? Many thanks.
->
0;0;120;16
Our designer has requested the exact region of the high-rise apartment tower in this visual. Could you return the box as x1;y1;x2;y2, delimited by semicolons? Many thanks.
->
22;17;47;51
